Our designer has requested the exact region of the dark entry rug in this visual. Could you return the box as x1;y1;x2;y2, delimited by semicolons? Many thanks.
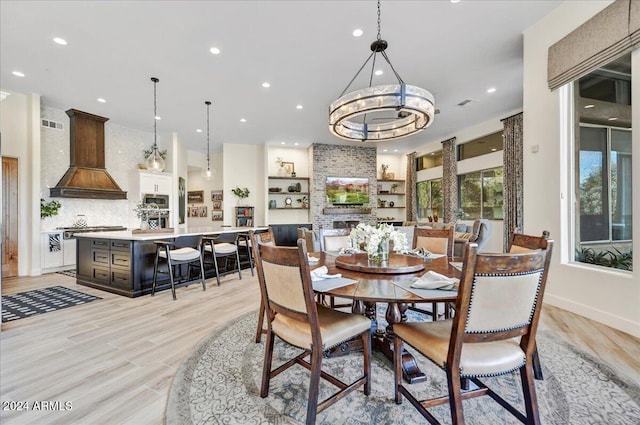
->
1;286;101;323
56;269;77;278
166;310;640;425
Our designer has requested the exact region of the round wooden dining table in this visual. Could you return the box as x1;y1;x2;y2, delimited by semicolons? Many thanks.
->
315;252;461;383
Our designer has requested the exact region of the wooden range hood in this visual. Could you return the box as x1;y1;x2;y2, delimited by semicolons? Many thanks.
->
50;109;127;200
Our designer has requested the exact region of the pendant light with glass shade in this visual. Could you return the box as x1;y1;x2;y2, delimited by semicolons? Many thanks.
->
329;0;435;142
203;100;214;180
145;77;166;172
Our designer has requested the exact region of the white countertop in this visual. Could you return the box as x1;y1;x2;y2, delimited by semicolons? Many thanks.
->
73;226;268;241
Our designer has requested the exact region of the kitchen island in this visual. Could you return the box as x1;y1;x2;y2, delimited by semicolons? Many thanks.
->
74;226;266;297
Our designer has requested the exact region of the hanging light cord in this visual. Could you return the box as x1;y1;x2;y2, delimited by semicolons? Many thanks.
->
337;0;404;98
206;101;211;170
152;77;159;151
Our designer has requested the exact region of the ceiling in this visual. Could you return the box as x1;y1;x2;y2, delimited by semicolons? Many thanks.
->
0;0;561;155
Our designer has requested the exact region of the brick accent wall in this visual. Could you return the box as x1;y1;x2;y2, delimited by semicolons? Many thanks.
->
309;143;377;229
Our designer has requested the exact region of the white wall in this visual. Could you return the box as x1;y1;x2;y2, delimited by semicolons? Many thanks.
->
223;144;264;226
523;0;639;337
0;89;41;276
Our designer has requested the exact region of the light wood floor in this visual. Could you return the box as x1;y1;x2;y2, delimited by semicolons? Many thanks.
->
1;272;639;424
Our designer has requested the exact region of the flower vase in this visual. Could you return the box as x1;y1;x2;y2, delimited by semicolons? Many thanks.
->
140;219;150;230
368;239;390;263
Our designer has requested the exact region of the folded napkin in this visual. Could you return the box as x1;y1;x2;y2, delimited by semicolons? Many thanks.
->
411;271;458;290
310;265;342;282
404;247;432;259
338;247;361;255
307;253;320;263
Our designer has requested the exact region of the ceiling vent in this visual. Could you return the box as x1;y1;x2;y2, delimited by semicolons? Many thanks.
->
457;99;474;107
42;119;64;130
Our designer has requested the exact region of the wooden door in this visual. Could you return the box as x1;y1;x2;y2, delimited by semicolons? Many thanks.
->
2;156;19;277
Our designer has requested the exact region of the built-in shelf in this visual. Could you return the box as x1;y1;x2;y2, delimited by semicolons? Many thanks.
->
270;207;308;210
268;176;310;180
269;192;309;195
323;207;372;215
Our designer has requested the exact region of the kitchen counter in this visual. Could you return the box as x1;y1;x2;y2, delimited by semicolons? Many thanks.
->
73;225;267;241
74;225;267;297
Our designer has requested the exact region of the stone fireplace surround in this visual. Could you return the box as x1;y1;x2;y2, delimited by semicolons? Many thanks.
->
309;143;378;230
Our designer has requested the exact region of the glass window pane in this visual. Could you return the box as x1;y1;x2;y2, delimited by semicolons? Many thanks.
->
578;126;609;242
416;181;430;219
416;151;443;171
431;180;443;217
459;172;481;219
611;129;632;241
482;169;503;220
457;131;503;161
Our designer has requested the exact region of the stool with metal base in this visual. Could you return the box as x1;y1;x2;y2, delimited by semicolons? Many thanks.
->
202;235;242;286
151;237;206;300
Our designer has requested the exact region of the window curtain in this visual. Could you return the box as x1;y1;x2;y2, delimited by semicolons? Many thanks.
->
548;0;640;90
502;113;524;251
405;152;417;222
441;137;457;224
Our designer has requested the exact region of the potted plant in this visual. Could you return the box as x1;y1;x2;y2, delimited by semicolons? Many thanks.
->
390;183;399;194
296;196;308;209
232;187;250;205
40;198;61;219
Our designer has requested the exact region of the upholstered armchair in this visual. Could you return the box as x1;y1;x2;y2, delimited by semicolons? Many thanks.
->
453;219;491;256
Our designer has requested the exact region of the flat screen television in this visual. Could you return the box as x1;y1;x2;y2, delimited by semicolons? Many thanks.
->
326;177;370;205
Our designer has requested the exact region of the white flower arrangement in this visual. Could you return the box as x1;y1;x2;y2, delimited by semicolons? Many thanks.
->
348;223;408;257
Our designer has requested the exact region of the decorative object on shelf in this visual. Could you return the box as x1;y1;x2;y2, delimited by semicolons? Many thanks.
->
296;196;308;209
381;164;389;180
187;190;204;203
203;100;214;180
284;197;293;208
269;200;277;209
389;201;395;207
282;162;295;177
287;185;296;192
268;187;282;193
295;182;301;192
72;214;88;228
232;187;250;205
432;207;439;223
390;183;399;194
133;200;149;229
348;223;408;263
144;77;166;172
386;172;395;179
378;199;387;208
328;0;435;142
40;198;62;219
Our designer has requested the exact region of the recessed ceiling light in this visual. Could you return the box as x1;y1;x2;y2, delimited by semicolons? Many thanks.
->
296;104;303;110
393;149;398;152
154;116;161;120
12;71;25;77
383;149;388;152
352;29;363;37
262;82;271;88
430;152;435;155
196;129;202;133
608;117;618;121
584;104;595;109
97;98;106;103
209;47;221;55
487;87;496;94
281;142;286;145
491;148;497;151
294;142;299;146
53;37;67;45
240;118;247;123
374;70;383;76
451;0;461;3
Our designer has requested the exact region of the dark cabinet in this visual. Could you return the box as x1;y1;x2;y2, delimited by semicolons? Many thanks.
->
270;223;312;246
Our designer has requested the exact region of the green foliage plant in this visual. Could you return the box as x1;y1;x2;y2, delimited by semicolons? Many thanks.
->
40;198;62;218
232;187;250;199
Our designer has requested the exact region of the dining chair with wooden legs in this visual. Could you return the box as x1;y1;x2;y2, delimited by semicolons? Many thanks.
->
508;229;551;380
253;238;372;425
250;228;276;343
410;226;455;320
393;239;553;425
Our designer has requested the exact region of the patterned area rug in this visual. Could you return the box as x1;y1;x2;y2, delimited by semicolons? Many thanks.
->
1;286;101;323
166;311;640;425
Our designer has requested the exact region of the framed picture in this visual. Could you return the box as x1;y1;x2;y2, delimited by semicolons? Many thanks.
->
197;206;208;217
211;211;223;221
188;190;204;203
386;172;395;180
212;201;222;210
211;190;223;201
187;206;199;217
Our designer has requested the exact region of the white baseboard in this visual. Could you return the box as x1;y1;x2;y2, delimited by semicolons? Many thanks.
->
545;293;640;339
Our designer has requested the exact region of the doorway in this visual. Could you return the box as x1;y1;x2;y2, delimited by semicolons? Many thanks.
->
2;156;18;277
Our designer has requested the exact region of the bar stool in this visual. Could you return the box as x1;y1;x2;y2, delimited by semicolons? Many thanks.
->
151;236;206;300
235;232;255;276
202;235;242;286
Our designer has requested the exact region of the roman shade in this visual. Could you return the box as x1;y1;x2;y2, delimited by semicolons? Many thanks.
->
548;0;640;91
